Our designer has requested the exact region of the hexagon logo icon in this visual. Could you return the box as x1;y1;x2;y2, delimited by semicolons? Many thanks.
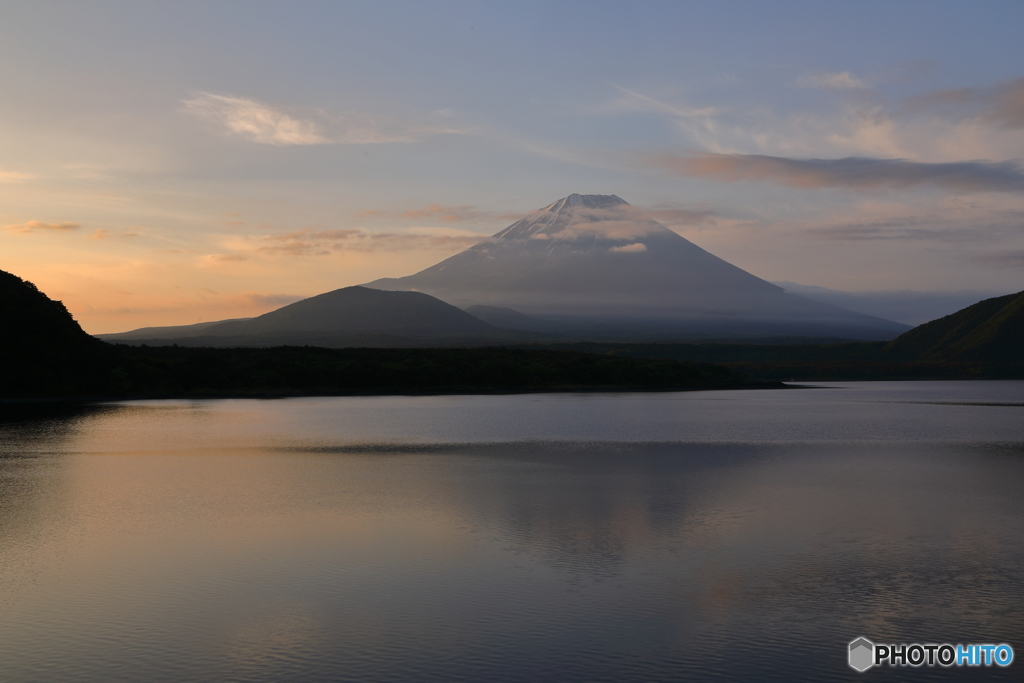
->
849;637;874;672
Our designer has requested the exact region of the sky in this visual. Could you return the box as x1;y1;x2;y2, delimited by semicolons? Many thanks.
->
2;0;1024;333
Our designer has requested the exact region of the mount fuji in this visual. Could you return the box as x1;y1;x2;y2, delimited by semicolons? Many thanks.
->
366;194;909;339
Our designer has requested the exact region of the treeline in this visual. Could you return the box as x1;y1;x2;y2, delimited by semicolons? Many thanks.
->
510;341;1024;381
1;344;775;400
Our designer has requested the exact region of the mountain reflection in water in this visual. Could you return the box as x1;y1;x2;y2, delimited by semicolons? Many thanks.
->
1;383;1023;682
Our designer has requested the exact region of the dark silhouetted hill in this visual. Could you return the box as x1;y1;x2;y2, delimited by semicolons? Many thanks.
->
0;270;95;350
99;286;496;346
2;269;773;399
885;290;1024;362
0;268;119;397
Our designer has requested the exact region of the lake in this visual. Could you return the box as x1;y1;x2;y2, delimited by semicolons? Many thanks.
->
2;381;1023;682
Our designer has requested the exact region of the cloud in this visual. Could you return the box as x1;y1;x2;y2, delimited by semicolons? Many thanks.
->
239;293;305;307
599;85;718;118
643;204;717;226
182;92;455;146
650;153;1024;192
403;204;484;222
601;76;1024;168
904;77;1024;131
183;93;329;145
810;220;966;242
987;78;1024;129
971;250;1024;267
400;203;522;223
0;170;35;183
797;70;868;90
609;242;647;253
357;204;521;224
5;220;80;233
230;228;488;257
805;205;1024;242
90;228;139;240
203;253;249;263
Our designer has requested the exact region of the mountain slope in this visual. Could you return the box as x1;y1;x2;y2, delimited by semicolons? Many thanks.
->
885;290;1024;362
100;286;494;345
366;194;909;339
0;268;116;397
0;269;97;350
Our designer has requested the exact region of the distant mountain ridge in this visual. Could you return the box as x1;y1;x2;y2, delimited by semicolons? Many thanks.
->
366;194;909;340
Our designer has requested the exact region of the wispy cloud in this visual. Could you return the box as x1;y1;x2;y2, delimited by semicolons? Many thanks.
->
987;78;1024;129
182;92;436;145
643;204;717;226
650;153;1024;193
902;77;1024;131
90;228;139;240
218;228;488;258
600;85;718;118
797;70;868;90
356;203;521;224
183;93;330;145
0;170;35;183
609;242;647;253
240;292;305;307
802;203;1024;242
5;220;80;233
971;250;1024;267
201;253;250;264
605;76;1024;166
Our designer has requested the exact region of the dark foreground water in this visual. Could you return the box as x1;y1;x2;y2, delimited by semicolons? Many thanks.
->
1;382;1023;682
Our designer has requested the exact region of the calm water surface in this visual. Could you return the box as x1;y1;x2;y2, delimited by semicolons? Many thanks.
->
1;381;1023;682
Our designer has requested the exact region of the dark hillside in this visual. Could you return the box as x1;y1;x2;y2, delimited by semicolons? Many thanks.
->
1;268;773;400
0;270;96;348
885;290;1024;362
0;269;117;397
106;346;772;398
100;286;494;344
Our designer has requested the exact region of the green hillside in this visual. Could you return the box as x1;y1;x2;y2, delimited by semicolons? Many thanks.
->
885;290;1024;362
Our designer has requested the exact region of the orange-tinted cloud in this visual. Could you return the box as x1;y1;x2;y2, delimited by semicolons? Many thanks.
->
203;253;250;263
89;228;139;240
402;203;481;222
357;204;521;223
0;170;35;183
5;220;81;233
650;153;1024;192
253;228;486;257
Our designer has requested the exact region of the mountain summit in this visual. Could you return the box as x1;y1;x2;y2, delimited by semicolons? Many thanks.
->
366;194;909;339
